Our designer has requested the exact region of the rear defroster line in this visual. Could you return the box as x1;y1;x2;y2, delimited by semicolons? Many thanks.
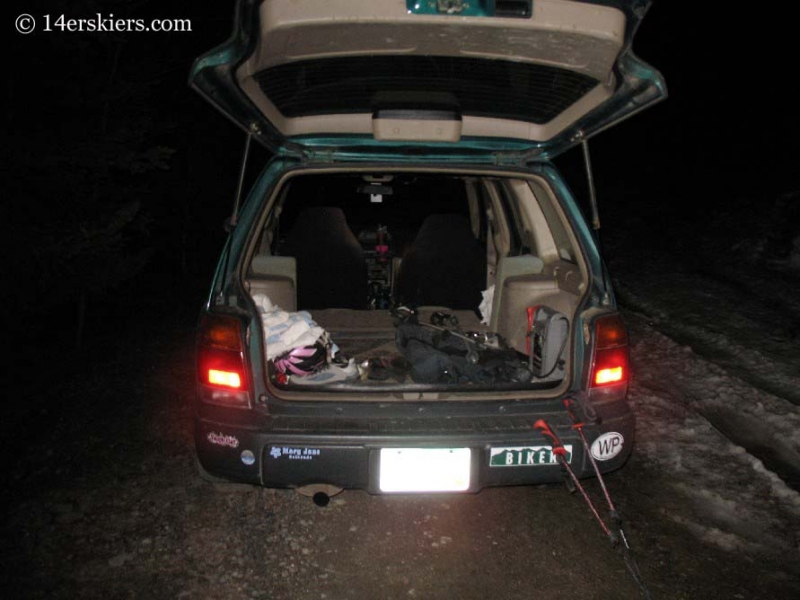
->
534;412;652;599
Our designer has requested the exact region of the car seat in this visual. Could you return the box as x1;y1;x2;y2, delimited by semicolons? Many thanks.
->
282;207;368;309
396;214;486;310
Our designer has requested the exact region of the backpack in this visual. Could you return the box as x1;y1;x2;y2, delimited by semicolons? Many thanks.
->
395;321;530;385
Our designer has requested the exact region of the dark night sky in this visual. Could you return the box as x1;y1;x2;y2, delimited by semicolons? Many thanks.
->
5;1;798;330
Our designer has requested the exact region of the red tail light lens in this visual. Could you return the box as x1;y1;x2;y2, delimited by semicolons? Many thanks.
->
197;314;248;392
595;365;624;385
590;314;629;388
207;369;242;389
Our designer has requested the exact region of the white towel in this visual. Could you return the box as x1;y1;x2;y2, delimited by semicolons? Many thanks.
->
479;284;495;326
253;293;325;358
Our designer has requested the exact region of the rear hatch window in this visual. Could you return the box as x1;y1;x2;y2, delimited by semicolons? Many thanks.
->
256;55;598;124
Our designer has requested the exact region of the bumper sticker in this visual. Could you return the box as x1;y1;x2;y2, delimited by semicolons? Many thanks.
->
269;446;321;461
490;445;572;467
207;432;240;449
240;449;255;466
591;432;624;461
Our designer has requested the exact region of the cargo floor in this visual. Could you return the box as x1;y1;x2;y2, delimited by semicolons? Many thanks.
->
311;308;486;361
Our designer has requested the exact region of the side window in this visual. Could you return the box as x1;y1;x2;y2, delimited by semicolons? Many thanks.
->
265;184;290;255
477;180;509;259
498;180;535;255
465;178;485;242
529;180;577;264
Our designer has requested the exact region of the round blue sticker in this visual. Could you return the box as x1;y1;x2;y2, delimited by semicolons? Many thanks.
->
240;449;256;466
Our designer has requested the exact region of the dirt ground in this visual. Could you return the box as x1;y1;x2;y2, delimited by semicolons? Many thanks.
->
3;298;799;600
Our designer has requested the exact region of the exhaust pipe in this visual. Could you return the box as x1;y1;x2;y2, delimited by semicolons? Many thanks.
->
296;483;343;506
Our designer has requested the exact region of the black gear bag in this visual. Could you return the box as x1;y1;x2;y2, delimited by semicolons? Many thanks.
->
395;321;529;384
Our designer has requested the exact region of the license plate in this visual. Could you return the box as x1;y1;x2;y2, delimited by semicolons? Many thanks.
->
489;445;573;467
379;448;471;492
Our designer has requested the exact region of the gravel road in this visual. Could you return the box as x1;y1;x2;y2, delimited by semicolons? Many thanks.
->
3;298;798;600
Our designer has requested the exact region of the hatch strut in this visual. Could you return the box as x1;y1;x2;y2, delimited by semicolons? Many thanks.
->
581;139;600;236
215;131;252;303
230;131;253;229
581;137;613;305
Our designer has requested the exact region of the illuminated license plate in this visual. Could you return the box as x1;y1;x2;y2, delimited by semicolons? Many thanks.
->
379;448;471;492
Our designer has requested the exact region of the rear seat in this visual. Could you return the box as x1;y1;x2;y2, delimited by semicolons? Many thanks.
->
281;207;368;310
395;214;486;310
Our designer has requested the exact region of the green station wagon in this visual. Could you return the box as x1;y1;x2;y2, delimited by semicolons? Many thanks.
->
189;0;665;498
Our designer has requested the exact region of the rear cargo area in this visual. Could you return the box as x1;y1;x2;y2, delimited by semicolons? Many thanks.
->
242;168;588;394
311;308;487;361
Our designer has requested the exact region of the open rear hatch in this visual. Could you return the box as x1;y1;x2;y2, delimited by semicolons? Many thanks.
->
190;0;666;160
243;169;586;398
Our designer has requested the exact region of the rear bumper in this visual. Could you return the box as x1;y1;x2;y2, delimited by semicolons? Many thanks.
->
195;401;634;493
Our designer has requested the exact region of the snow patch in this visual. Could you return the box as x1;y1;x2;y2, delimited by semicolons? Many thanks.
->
628;316;800;553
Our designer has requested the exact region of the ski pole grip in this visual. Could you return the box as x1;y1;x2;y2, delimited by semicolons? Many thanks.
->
563;398;584;428
534;419;566;456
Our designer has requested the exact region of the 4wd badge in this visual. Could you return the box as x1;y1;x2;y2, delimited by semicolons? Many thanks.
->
591;432;624;461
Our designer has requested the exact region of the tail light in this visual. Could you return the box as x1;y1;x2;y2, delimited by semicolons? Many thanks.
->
590;314;629;388
197;313;250;406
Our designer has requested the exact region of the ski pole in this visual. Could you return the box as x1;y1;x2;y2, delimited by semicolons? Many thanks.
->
561;399;653;599
533;419;611;538
526;306;536;355
563;398;618;522
525;306;537;375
